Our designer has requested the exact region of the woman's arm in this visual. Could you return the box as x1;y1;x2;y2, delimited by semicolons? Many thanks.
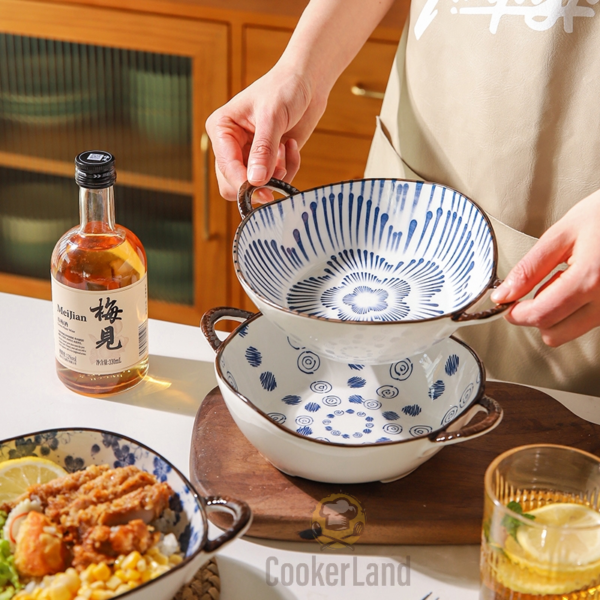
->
206;0;397;201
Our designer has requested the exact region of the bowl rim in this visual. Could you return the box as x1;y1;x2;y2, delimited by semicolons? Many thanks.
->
214;312;487;448
233;177;500;326
0;426;209;598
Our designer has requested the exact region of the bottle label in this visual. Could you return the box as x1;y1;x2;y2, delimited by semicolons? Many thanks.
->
51;275;148;375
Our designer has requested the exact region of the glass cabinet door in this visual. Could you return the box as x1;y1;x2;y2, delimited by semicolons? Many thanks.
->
0;1;229;324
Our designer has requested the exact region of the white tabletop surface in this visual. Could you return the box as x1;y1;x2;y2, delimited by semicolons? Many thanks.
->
1;291;599;600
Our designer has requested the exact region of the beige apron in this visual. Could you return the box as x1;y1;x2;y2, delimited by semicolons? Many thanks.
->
365;11;600;396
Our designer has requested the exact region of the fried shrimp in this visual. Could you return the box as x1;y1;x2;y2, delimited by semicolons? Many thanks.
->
14;511;68;577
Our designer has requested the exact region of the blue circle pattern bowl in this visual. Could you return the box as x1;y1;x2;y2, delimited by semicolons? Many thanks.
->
234;179;509;364
202;308;503;483
0;428;251;600
215;315;481;445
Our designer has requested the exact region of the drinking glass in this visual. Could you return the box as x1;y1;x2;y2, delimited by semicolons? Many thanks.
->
480;444;600;600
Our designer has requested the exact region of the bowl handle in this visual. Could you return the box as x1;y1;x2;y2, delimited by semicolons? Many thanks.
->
451;278;514;323
238;178;300;219
203;495;253;553
431;395;503;445
201;307;256;352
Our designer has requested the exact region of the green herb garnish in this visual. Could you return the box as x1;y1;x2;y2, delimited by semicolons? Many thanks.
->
502;501;536;541
0;510;21;599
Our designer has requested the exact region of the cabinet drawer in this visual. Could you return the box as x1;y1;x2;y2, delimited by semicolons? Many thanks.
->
244;26;397;138
293;130;372;190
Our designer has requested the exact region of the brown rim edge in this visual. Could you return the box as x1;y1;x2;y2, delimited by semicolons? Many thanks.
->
237;178;300;219
451;278;514;322
203;495;253;553
201;306;256;352
431;395;502;443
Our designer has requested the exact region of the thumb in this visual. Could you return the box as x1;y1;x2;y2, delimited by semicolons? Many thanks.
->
247;116;285;186
491;229;571;303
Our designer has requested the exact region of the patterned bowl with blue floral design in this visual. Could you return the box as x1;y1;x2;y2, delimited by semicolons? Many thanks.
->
234;178;511;364
202;308;503;484
0;428;251;600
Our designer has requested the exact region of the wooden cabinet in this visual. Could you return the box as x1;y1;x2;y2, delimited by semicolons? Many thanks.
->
0;0;405;323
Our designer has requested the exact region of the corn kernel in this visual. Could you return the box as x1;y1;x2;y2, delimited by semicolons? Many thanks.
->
49;584;73;600
89;582;105;591
121;551;142;571
141;570;152;584
124;569;141;583
90;591;113;600
75;587;91;600
115;583;131;596
136;558;147;572
61;571;81;594
113;570;127;583
169;554;183;565
152;552;168;566
105;576;121;592
91;564;111;583
145;547;159;558
80;565;96;584
77;587;92;600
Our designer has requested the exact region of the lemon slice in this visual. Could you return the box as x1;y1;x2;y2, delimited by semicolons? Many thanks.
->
0;457;67;504
110;239;145;278
516;503;600;567
498;503;600;595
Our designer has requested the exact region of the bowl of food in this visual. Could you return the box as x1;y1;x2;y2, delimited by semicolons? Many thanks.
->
201;307;503;484
234;178;512;364
0;428;251;600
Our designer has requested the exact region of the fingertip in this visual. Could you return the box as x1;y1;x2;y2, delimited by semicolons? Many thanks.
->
491;279;512;303
256;189;275;204
248;165;269;185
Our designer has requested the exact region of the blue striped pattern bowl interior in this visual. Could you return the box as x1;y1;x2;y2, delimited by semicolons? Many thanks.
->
235;179;495;323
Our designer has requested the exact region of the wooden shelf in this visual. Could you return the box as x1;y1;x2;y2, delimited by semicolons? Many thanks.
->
0;121;193;195
0;272;201;325
0;150;193;195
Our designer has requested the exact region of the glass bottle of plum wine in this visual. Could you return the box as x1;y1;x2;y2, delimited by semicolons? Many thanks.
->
51;151;148;395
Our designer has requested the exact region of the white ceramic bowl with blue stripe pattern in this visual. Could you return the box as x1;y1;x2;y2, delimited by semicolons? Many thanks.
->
234;178;511;364
202;308;503;484
0;428;251;600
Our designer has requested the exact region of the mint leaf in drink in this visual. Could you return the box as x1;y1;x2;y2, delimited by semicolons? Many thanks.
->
502;501;536;541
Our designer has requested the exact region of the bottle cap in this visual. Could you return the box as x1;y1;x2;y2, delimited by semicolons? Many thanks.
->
75;151;116;189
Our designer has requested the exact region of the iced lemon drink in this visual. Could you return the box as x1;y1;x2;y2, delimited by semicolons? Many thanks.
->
480;446;600;600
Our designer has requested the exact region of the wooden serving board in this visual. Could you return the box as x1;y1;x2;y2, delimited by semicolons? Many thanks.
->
190;383;600;545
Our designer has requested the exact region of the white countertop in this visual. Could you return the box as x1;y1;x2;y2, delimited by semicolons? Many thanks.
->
1;291;598;600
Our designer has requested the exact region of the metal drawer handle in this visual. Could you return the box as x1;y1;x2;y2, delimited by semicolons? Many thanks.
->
351;84;385;100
